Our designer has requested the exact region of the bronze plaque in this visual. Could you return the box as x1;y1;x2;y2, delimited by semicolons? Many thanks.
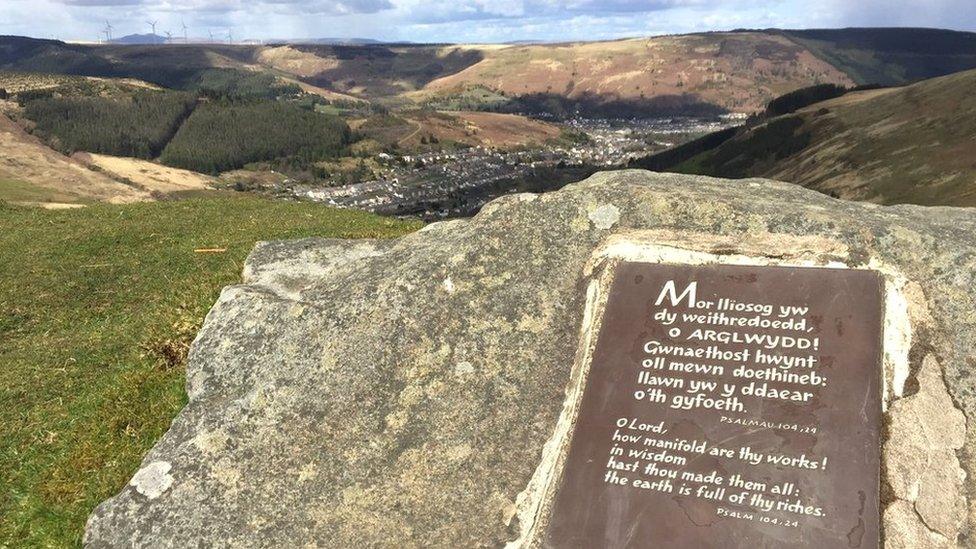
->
545;263;882;548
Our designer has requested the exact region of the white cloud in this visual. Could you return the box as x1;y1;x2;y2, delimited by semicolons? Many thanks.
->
821;0;976;29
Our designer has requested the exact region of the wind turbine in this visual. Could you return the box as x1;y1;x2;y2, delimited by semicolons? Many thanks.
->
104;21;114;42
181;19;188;43
208;30;215;43
165;30;173;43
227;28;233;44
147;20;158;36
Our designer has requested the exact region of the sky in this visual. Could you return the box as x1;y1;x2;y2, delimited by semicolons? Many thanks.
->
1;0;975;44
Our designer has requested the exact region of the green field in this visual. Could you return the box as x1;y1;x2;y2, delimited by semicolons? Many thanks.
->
0;197;421;547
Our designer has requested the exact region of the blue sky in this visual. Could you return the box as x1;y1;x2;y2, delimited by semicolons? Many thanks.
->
2;0;975;43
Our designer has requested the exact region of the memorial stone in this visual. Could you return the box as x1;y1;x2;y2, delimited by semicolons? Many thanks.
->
83;171;975;548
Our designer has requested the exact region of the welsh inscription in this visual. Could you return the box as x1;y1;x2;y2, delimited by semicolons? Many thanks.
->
545;263;882;548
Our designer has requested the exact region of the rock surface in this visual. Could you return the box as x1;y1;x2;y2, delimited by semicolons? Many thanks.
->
85;170;976;547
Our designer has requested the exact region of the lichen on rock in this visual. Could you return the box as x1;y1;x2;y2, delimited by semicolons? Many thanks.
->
128;461;174;500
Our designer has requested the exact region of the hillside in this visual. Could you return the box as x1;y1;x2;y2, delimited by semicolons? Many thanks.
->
0;111;214;206
0;73;217;205
652;69;976;206
0;38;297;97
250;29;976;113
256;44;484;98
0;112;150;206
415;33;852;113
353;110;563;150
5;29;976;115
779;28;976;85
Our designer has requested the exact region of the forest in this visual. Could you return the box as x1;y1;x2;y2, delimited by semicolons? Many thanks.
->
23;91;197;158
159;101;351;173
16;81;349;173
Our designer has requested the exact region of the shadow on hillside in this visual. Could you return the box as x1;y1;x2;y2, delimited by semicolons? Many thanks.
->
488;91;728;120
292;44;484;97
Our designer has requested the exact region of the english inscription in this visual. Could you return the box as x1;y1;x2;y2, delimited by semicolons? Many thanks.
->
545;263;882;548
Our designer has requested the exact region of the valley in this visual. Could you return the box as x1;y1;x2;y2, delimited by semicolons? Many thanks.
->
293;115;737;219
3;27;976;214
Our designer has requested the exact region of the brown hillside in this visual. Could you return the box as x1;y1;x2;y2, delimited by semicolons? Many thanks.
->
0;112;149;206
406;111;561;148
246;33;852;112
674;69;976;206
416;33;853;112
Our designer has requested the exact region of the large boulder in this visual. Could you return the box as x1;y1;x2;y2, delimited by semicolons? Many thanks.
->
85;170;976;547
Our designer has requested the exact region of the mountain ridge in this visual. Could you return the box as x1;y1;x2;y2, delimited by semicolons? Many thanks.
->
4;28;976;113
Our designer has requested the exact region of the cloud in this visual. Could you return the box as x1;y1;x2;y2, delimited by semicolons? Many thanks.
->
57;0;144;5
258;0;393;15
53;0;392;15
401;0;704;24
821;0;976;29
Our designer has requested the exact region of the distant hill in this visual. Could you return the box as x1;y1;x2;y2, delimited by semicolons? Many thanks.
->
779;28;976;85
637;69;976;207
285;38;384;45
412;32;853;113
262;28;976;109
111;33;167;45
0;35;115;76
4;28;976;115
0;36;303;98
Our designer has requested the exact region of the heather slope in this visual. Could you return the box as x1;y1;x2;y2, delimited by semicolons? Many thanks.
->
664;69;976;206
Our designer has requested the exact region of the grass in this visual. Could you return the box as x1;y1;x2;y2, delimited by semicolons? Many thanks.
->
0;179;81;205
0;196;421;547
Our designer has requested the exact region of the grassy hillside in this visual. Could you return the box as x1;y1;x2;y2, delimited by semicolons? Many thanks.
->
0;197;421;547
656;69;976;206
